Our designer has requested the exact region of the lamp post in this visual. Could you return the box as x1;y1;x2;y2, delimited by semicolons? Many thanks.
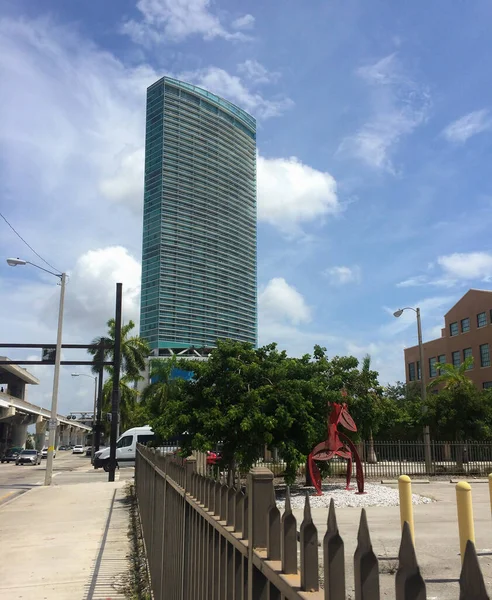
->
71;373;97;464
7;257;67;485
393;306;432;473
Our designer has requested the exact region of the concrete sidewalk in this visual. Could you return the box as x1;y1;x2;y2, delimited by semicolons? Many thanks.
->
292;481;492;599
0;480;131;600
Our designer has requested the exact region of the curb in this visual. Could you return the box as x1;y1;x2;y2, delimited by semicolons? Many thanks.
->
0;486;38;509
381;479;430;484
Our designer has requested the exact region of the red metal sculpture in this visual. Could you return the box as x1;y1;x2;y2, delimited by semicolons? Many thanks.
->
307;398;365;495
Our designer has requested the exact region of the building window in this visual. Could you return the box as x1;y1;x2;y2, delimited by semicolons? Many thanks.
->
463;348;473;369
416;360;421;380
480;344;491;368
477;312;487;328
484;382;492;389
450;322;459;336
452;351;461;368
408;363;416;382
438;354;446;365
461;317;470;333
429;357;437;378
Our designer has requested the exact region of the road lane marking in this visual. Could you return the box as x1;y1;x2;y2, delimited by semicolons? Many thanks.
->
0;491;15;504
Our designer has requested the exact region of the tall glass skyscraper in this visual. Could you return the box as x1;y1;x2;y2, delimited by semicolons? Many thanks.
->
140;77;257;355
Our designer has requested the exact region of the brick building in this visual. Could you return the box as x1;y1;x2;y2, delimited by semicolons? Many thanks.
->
404;289;492;390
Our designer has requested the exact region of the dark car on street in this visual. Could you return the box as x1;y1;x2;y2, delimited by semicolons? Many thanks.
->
1;447;24;463
16;449;41;466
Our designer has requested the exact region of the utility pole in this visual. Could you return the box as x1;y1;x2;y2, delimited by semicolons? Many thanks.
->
94;339;105;452
45;272;67;485
108;283;122;482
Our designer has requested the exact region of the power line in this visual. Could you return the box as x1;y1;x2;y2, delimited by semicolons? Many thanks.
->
0;210;62;274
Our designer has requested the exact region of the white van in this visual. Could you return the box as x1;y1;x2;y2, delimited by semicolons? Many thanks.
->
93;425;155;471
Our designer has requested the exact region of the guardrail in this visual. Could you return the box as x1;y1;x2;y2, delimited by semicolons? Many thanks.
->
135;445;488;599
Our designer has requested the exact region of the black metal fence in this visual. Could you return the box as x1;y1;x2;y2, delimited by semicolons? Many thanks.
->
135;444;489;599
252;440;492;480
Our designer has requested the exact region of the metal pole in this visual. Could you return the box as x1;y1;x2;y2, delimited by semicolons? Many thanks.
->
91;376;97;465
417;308;432;474
108;283;122;482
45;272;67;486
95;349;104;452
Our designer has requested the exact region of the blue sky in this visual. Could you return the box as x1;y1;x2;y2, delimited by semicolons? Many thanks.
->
1;0;492;413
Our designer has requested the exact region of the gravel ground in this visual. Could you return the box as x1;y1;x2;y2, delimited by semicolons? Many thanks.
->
275;482;434;509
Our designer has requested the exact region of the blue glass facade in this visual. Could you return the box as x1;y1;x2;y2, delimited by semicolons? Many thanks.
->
140;77;257;351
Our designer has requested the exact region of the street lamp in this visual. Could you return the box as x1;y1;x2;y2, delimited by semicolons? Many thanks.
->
71;373;97;465
393;306;432;473
7;257;67;485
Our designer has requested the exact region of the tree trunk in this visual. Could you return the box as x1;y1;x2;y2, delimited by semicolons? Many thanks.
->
366;429;377;464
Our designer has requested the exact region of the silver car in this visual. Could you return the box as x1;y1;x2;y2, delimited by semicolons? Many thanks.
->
16;450;41;465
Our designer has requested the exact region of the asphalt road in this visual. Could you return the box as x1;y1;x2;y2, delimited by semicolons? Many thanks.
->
0;451;134;506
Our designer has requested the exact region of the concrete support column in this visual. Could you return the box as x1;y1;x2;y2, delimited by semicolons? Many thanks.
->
35;417;47;452
11;423;28;448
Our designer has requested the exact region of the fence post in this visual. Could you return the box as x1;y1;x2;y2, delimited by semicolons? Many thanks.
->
247;467;274;600
185;455;197;493
398;475;415;543
488;473;492;518
354;509;379;599
324;498;345;600
300;493;319;592
456;481;475;564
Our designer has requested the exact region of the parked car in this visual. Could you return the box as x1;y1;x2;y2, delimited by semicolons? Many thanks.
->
1;447;23;463
85;446;92;457
41;447;56;459
206;450;222;466
16;450;41;465
58;445;69;451
72;445;84;454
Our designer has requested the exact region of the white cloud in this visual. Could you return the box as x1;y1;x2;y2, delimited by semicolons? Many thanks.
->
381;295;456;337
437;251;492;281
180;66;293;119
324;265;361;285
259;278;311;326
64;246;142;333
398;251;492;288
442;109;492;143
396;275;428;288
257;155;339;232
232;14;255;30
237;59;279;84
122;0;249;45
339;54;430;172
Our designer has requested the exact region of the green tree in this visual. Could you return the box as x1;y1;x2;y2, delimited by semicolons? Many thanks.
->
89;319;150;433
100;371;143;434
89;319;150;380
427;357;490;441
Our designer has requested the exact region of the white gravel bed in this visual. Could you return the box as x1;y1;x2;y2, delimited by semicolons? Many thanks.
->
276;482;434;509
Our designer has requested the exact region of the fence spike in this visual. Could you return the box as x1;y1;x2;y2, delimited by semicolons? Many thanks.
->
300;492;319;592
354;508;379;600
459;540;490;600
281;486;297;575
324;498;345;600
395;521;426;600
267;485;281;561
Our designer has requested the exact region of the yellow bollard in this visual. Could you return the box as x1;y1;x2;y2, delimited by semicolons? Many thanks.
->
488;474;492;518
398;475;415;543
456;481;475;563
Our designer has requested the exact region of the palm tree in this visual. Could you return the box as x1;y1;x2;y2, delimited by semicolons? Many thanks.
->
428;357;475;392
100;370;141;434
141;357;183;415
359;354;378;464
89;318;150;380
428;356;475;469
